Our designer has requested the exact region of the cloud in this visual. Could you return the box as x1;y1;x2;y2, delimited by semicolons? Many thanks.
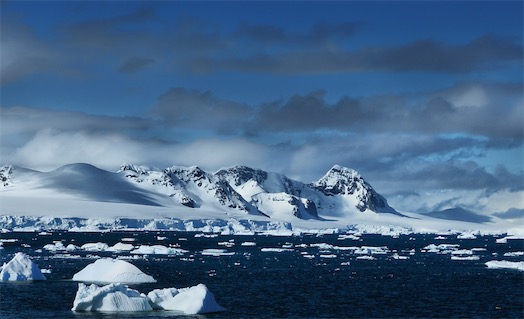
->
250;82;523;142
493;208;524;219
0;106;152;136
119;57;156;73
153;87;252;134
4;8;521;84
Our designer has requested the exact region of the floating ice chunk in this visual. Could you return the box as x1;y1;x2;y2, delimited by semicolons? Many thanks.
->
107;242;134;252
0;252;47;281
337;234;360;240
485;260;524;271
451;255;480;261
147;284;225;314
356;256;376;260
201;249;235;256
72;258;156;283
72;283;152;312
44;241;79;252
81;242;110;252
451;249;474;255
496;236;524;244
260;248;293;253
391;253;409;260
319;254;337;258
240;242;256;246
422;243;460;253
131;245;187;255
503;251;524;257
457;232;477;239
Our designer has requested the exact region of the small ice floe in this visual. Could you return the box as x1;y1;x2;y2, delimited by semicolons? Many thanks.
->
496;236;524;244
121;238;136;242
503;251;524;257
390;253;409;260
201;249;235;256
131;245;188;255
240;242;256;246
218;241;235;248
485;260;524;271
81;242;110;252
72;258;156;283
337;234;360;241
319;254;337;258
354;246;389;255
107;242;134;252
356;256;376;260
0;252;47;281
340;261;351;266
302;255;315;259
457;232;477;239
43;241;79;252
434;236;447;240
451;255;480;261
147;284;225;314
260;248;293;253
422;244;460;254
41;268;52;274
157;236;167;241
72;283;152;312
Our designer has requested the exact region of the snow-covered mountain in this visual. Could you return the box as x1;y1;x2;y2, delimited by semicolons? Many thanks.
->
0;163;400;222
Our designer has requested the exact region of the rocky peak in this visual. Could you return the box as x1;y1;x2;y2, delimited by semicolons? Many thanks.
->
312;165;366;196
1;165;13;187
215;165;268;186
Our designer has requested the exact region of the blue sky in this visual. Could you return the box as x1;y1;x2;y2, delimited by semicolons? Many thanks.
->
1;1;523;216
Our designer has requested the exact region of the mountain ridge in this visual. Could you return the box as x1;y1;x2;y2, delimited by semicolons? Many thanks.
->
0;163;401;221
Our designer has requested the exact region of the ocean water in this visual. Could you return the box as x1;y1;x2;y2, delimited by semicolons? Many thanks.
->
1;231;523;318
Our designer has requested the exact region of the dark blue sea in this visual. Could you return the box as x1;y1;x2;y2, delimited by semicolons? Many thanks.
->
1;231;523;318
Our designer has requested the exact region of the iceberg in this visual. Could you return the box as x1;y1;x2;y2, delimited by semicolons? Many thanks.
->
0;252;47;281
72;283;152;312
485;260;524;271
72;258;156;283
147;284;225;314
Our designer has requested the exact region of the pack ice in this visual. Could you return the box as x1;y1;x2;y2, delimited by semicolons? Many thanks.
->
72;258;156;283
0;252;46;281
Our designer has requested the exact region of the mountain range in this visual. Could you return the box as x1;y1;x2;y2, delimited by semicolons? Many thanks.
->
0;163;402;222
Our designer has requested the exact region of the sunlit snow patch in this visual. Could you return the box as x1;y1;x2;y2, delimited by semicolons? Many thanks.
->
72;258;156;283
72;283;152;312
147;284;225;314
0;252;47;281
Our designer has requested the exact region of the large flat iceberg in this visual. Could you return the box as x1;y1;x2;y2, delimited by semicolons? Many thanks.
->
0;252;47;281
485;260;524;271
147;284;225;314
72;258;156;283
72;283;152;312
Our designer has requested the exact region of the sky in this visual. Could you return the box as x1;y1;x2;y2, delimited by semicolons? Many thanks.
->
1;1;523;218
